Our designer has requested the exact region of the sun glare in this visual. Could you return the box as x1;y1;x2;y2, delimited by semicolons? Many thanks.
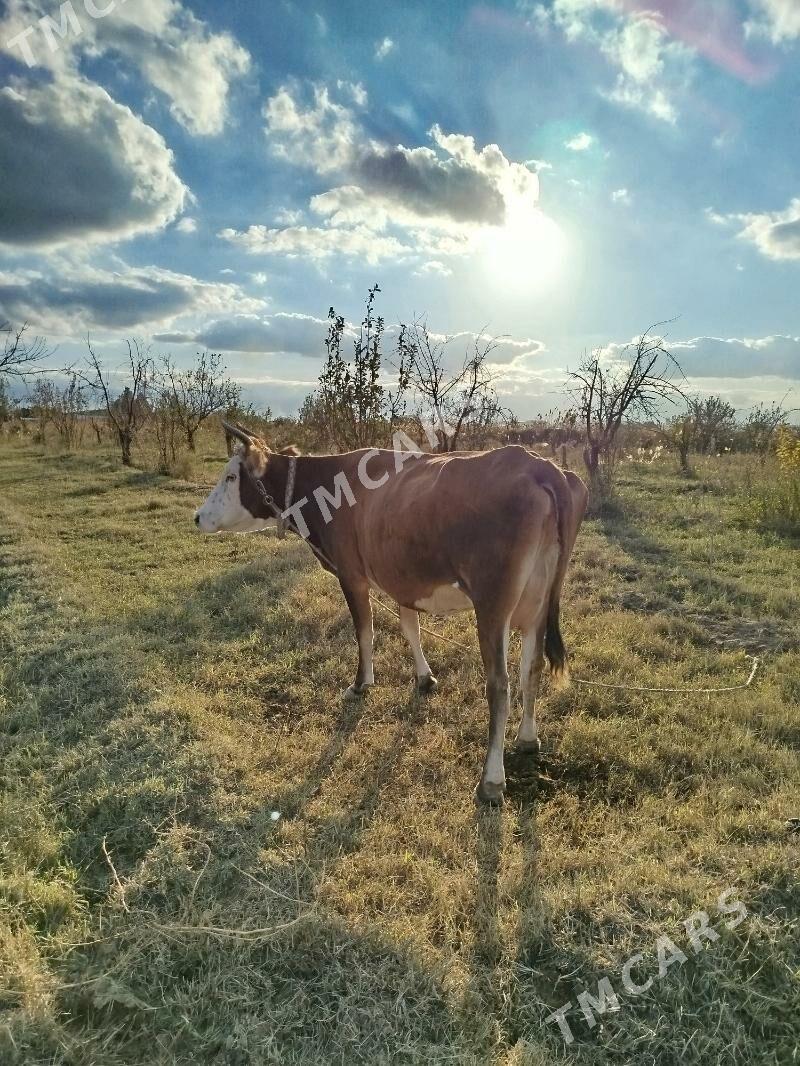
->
480;206;568;293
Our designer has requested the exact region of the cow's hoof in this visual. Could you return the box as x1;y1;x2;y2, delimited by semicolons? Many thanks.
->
416;674;438;696
344;683;371;700
475;780;506;807
516;738;541;755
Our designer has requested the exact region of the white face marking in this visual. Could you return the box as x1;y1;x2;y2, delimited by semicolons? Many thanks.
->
195;454;273;534
414;583;473;616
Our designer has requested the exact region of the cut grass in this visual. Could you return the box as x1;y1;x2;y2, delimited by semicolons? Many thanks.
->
1;440;798;1065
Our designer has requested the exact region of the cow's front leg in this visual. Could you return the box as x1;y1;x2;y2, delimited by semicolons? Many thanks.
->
474;608;511;805
341;578;374;699
398;606;437;694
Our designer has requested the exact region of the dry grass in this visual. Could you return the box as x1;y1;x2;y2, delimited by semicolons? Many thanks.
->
0;438;798;1065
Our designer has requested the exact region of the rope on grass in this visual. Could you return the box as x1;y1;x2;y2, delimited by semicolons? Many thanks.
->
369;593;762;695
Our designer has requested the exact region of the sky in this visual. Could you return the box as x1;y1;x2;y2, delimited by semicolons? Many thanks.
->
1;0;799;418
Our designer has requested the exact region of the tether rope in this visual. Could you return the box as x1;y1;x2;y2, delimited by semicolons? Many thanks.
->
261;525;764;696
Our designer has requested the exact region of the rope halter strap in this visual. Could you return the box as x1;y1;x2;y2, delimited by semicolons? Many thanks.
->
252;456;297;540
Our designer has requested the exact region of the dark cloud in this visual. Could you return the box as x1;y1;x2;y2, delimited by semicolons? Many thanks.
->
0;266;260;333
0;79;186;249
353;146;506;225
155;313;340;357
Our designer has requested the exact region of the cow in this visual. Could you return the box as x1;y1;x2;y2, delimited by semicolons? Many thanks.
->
195;424;587;804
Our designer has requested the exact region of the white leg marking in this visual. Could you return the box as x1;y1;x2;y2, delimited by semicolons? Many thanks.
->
398;606;432;680
483;622;511;788
516;628;542;746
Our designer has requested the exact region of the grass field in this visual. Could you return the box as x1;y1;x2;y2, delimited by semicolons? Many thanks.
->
1;438;798;1065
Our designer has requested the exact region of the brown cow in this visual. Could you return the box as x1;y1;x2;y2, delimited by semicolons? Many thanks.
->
195;426;587;804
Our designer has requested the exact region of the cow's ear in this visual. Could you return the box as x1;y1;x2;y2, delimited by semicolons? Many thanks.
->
244;441;269;478
279;445;302;457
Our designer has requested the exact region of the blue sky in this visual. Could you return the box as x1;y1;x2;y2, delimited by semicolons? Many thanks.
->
1;0;799;416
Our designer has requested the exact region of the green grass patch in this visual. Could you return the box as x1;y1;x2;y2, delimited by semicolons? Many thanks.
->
0;441;798;1064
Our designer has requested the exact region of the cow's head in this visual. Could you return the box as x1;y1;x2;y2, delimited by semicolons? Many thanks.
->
194;422;276;534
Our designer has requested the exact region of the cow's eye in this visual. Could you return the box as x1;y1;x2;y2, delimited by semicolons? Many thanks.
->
226;474;236;483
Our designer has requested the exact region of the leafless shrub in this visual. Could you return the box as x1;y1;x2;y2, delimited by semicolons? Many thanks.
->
78;340;153;466
1;321;50;379
569;323;685;497
397;322;507;452
158;352;241;453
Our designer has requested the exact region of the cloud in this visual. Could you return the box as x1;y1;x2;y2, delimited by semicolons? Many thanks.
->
0;78;187;249
527;0;689;123
413;260;453;278
746;0;800;42
175;217;198;233
0;262;262;335
375;36;395;60
264;83;360;173
255;82;548;267
0;0;250;136
565;131;594;151
219;223;413;265
714;198;800;261
603;333;800;380
155;312;349;357
611;187;631;204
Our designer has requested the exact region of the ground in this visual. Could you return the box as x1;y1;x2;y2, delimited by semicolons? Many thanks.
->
1;439;798;1065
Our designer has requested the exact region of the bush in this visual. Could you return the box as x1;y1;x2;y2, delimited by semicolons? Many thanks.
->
738;435;800;535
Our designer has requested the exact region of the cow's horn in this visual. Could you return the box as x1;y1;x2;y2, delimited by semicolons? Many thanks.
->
221;420;252;445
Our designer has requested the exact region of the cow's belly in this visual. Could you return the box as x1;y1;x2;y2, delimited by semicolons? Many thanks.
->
414;583;473;616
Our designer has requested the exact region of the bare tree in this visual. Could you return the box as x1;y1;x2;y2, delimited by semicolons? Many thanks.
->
1;321;50;379
569;324;684;493
79;340;152;466
397;322;503;452
159;351;241;452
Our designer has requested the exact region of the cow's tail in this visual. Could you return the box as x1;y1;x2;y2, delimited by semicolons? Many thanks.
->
533;460;574;687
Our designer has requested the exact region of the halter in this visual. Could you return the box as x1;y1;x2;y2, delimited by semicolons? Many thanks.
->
251;456;297;540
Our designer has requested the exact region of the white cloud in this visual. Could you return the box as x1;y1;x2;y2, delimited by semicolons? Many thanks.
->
712;198;800;261
220;224;413;265
528;0;689;123
0;76;187;249
413;260;453;278
264;83;358;173
0;0;250;136
175;217;198;233
611;187;631;205
746;0;800;42
255;82;554;268
0;261;262;335
565;131;594;151
375;36;395;60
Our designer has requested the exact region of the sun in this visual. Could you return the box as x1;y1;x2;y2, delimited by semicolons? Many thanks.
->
480;205;568;293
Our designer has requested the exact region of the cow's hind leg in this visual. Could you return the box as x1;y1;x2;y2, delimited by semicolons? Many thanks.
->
398;606;437;694
340;578;374;699
474;606;512;806
515;621;546;754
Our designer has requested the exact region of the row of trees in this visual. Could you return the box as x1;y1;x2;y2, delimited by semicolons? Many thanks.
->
0;330;243;471
1;306;796;497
